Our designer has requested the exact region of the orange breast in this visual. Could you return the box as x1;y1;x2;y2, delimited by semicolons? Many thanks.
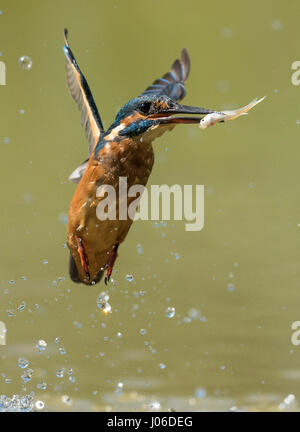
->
67;137;154;284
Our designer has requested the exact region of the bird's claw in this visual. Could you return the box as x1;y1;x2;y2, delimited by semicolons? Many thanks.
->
104;243;119;285
76;237;90;280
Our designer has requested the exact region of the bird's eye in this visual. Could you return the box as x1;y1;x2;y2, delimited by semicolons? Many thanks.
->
139;102;152;114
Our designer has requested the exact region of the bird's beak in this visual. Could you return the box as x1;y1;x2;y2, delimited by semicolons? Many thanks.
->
149;103;215;125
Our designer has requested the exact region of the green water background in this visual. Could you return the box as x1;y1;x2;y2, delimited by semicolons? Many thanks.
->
0;0;300;411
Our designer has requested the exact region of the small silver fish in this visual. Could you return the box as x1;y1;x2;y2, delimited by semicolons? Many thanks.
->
199;96;266;130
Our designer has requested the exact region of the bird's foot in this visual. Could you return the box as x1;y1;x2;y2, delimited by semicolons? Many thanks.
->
104;243;119;285
76;237;90;280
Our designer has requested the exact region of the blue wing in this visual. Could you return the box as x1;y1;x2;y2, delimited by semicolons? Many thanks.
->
63;29;104;157
140;49;190;102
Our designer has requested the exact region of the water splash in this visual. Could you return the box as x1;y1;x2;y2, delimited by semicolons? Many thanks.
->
97;292;112;314
0;394;34;412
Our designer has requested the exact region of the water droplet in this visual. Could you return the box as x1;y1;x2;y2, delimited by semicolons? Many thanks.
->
221;27;233;38
17;301;26;312
56;368;65;378
271;19;282;31
3;137;10;144
59;347;67;355
21;368;34;383
97;292;112;314
278;394;296;409
159;363;166;369
73;321;83;329
149;401;161;411
35;400;44;410
36;339;47;353
195;387;207;398
126;274;134;282
42;259;48;265
98;301;112;314
116;332;123;338
227;283;235;292
18;357;29;369
18;55;33;70
58;212;68;225
137;244;143;254
7;309;15;317
188;308;201;320
97;291;109;302
139;329;146;335
115;382;123;394
216;80;230;94
37;382;47;390
62;395;71;405
165;307;176;318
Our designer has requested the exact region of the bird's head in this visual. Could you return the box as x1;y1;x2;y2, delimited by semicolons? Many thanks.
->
105;95;215;143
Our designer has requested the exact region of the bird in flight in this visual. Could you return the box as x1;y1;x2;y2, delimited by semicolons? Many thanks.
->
63;29;216;285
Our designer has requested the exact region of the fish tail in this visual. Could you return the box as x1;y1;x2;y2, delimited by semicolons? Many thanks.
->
241;96;266;113
228;96;266;120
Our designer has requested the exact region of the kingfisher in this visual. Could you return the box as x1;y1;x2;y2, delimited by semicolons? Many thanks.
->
63;29;216;286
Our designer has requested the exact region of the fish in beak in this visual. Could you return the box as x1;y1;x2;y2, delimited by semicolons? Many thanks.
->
148;103;216;125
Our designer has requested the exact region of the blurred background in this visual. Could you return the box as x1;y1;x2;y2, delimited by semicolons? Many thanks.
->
0;0;300;411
